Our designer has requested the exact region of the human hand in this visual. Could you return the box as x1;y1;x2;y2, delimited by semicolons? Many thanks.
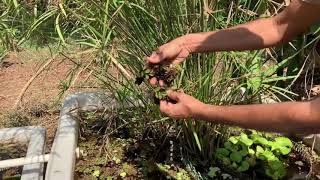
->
160;90;205;119
146;38;190;86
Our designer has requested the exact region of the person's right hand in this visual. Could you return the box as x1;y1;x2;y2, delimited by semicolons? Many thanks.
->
145;38;191;86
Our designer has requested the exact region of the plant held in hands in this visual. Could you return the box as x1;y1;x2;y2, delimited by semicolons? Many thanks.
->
135;64;181;103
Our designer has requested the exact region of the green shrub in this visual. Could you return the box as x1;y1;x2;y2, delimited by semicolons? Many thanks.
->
215;131;293;179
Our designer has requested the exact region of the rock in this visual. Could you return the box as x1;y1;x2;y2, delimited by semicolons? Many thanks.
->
302;134;320;153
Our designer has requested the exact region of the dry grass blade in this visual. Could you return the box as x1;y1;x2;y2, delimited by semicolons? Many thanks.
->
106;52;132;79
13;55;57;109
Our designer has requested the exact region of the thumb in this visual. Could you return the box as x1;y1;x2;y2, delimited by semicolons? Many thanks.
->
147;47;168;64
146;52;160;64
167;90;180;101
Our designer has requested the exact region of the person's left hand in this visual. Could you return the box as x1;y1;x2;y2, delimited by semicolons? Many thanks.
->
160;90;205;119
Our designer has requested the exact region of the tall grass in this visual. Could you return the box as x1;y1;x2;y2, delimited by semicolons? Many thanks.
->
109;0;302;163
1;0;319;169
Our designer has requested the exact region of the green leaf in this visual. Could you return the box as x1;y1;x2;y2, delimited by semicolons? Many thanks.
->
248;148;255;155
269;160;284;170
230;152;242;163
208;167;220;178
224;141;238;152
176;170;190;180
239;133;253;146
112;157;121;164
193;131;202;152
310;22;320;34
256;145;264;153
221;173;232;179
92;170;100;177
239;144;248;156
274;137;293;148
222;157;231;166
239;149;248;157
58;3;67;17
231;162;238;169
271;137;293;155
55;14;66;44
251;134;269;146
267;161;286;179
216;148;230;158
154;87;161;91
237;161;250;172
278;146;291;155
256;146;266;160
248;76;262;92
262;150;278;161
262;75;296;83
13;0;18;8
246;54;262;92
228;136;239;144
120;172;127;178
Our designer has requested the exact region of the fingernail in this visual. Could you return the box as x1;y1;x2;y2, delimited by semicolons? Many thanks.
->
159;80;165;87
150;52;157;58
161;100;168;104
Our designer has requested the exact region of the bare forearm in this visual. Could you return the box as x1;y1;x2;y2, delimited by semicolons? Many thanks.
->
194;100;320;134
180;18;282;53
177;0;320;53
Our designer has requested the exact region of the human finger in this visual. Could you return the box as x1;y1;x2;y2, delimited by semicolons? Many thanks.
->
160;100;169;114
167;90;180;101
149;77;158;86
159;80;165;87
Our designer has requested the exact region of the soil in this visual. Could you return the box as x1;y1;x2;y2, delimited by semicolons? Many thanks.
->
0;48;99;142
0;142;27;178
0;48;99;178
0;51;96;110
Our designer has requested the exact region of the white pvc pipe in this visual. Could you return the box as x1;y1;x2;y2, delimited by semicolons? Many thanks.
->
0;127;46;180
45;92;144;180
45;93;109;180
0;154;50;169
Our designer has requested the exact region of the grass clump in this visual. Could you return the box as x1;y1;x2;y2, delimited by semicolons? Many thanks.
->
0;112;31;128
